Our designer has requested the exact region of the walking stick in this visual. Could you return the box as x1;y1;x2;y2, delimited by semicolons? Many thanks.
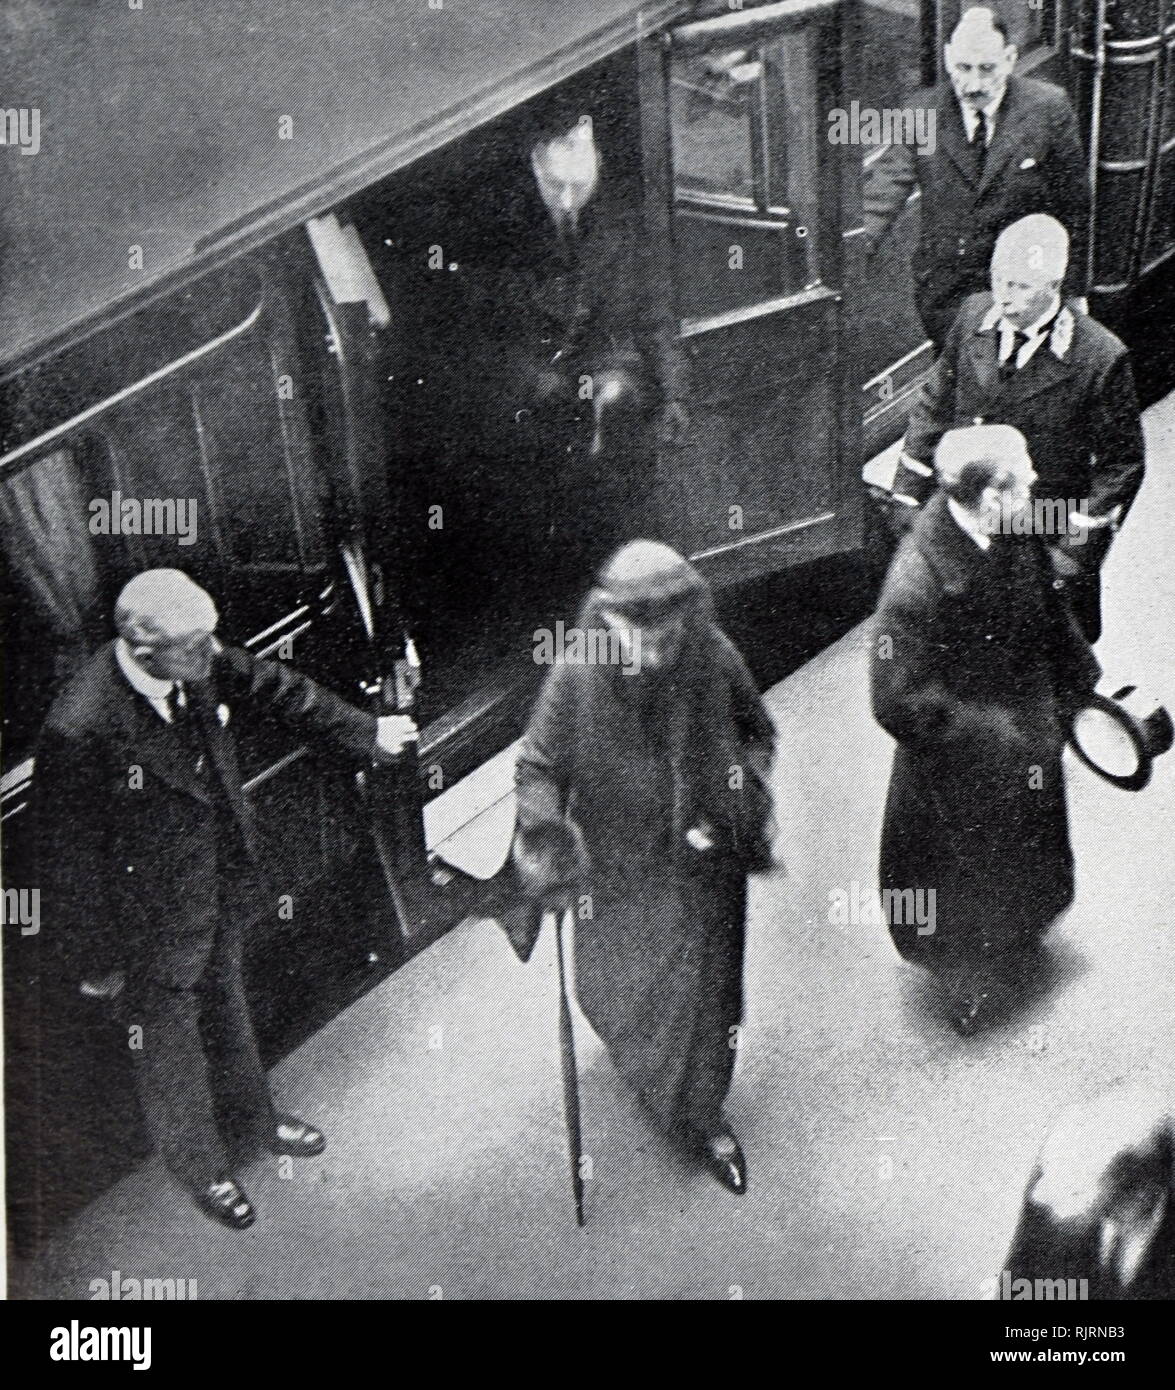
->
553;905;586;1227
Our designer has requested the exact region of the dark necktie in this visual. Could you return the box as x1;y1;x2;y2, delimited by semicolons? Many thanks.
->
165;683;184;725
971;109;989;180
166;685;251;862
167;683;210;780
999;326;1028;379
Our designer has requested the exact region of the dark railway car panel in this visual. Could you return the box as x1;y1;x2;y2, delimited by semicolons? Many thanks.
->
655;0;864;584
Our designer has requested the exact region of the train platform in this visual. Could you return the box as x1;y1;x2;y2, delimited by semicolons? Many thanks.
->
13;388;1175;1301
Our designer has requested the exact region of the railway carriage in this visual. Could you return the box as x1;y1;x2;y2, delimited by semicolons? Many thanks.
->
2;0;1170;1245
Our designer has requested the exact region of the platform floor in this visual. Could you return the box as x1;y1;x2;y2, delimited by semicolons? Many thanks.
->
13;391;1175;1301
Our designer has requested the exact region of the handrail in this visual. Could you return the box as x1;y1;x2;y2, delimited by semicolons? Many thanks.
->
0;299;264;473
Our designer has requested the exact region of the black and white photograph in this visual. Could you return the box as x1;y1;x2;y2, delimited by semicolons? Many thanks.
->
2;0;1175;1342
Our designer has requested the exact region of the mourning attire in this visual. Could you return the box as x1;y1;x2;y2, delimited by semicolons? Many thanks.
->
35;641;377;1198
511;546;775;1173
871;493;1099;1019
863;75;1090;347
892;293;1145;641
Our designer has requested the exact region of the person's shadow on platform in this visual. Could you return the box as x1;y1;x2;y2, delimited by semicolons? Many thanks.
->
895;932;1091;1041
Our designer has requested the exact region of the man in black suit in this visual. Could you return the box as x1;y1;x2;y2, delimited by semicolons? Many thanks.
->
887;214;1145;642
863;6;1090;348
35;569;417;1229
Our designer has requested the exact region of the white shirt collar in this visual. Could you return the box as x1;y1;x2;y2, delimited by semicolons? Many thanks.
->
994;293;1062;367
947;497;992;551
116;637;173;698
959;87;1005;142
116;637;182;722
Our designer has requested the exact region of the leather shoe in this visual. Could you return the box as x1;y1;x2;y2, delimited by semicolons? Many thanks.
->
195;1178;255;1230
270;1115;326;1158
697;1129;747;1195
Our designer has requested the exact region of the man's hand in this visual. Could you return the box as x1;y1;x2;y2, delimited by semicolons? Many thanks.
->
80;970;125;1001
375;714;419;761
657;400;689;448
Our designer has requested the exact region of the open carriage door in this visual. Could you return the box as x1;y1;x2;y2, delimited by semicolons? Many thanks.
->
642;0;864;587
305;214;433;943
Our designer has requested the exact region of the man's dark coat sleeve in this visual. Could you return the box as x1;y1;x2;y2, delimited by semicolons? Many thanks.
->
893;304;970;504
216;647;377;760
34;724;124;980
1054;349;1146;566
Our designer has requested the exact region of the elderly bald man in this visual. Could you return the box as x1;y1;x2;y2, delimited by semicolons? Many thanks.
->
34;570;416;1230
872;425;1099;1034
889;214;1145;641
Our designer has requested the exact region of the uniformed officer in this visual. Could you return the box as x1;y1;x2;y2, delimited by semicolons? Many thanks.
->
863;6;1090;349
887;215;1144;642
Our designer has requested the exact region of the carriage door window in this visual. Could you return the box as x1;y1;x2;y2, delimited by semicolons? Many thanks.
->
670;20;825;322
656;1;854;587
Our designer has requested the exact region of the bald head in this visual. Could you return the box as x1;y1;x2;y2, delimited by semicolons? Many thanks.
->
991;214;1069;326
993;214;1069;283
936;423;1036;529
116;570;219;682
1033;1084;1173;1232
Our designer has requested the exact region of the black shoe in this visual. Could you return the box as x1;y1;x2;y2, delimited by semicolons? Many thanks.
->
195;1178;255;1230
697;1129;747;1195
270;1115;326;1158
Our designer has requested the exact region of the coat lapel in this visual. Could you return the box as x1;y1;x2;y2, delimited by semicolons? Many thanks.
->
187;684;255;843
976;77;1025;199
996;340;1075;404
913;492;989;598
967;302;1003;398
937;87;977;186
99;646;214;804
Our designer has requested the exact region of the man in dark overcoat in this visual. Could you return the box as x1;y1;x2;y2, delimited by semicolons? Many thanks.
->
872;425;1099;1034
442;94;688;592
510;541;776;1194
391;90;690;672
34;569;417;1228
863;6;1090;348
888;214;1145;642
